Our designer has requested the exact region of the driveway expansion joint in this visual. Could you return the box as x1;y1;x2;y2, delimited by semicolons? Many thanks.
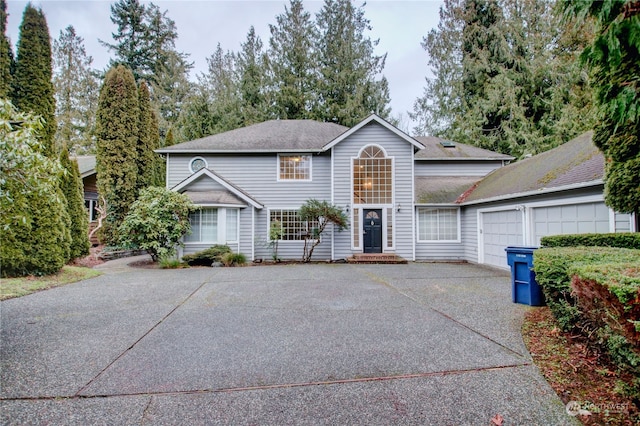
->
1;362;532;401
72;280;210;397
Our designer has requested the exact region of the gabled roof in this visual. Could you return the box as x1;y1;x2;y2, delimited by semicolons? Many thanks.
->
322;114;425;151
460;132;603;204
157;120;348;153
415;176;482;204
183;190;246;206
171;168;263;209
414;137;514;161
74;155;96;177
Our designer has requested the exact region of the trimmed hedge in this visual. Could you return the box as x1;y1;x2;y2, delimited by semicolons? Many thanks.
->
182;245;232;266
532;247;640;331
540;233;640;249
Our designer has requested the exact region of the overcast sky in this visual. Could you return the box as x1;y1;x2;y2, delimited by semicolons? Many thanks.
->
6;0;443;128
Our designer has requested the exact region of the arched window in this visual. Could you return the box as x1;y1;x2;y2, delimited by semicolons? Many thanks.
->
353;145;392;204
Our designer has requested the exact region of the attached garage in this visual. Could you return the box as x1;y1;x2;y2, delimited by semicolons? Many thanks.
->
478;209;524;269
531;201;610;245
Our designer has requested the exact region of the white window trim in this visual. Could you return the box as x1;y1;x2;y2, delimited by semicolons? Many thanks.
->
416;207;461;243
351;205;396;251
267;207;319;242
277;154;312;182
184;207;239;245
189;156;208;174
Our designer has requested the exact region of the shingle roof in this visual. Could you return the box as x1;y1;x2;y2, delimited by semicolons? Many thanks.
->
183;191;246;206
460;132;603;203
414;136;514;160
415;176;482;204
158;120;349;153
74;155;96;176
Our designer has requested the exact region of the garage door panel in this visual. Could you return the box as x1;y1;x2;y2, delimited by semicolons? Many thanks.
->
533;202;610;245
481;210;523;269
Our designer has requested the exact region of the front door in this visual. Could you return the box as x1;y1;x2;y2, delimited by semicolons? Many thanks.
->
363;209;383;253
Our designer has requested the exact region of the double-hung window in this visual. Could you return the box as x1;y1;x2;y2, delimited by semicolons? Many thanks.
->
417;208;460;242
185;208;240;243
185;208;218;243
279;155;311;181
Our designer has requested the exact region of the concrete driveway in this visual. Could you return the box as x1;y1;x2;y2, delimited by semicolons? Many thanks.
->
1;261;576;425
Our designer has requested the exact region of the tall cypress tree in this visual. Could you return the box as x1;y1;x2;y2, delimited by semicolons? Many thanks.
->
0;0;13;98
12;4;56;157
136;80;161;190
59;147;90;259
95;65;139;245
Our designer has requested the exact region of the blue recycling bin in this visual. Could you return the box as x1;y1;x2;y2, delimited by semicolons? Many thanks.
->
505;246;545;306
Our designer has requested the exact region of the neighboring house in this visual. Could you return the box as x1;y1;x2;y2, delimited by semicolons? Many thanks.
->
158;115;636;269
75;155;100;245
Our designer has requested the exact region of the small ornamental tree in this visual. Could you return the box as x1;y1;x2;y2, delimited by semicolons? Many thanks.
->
298;199;348;262
118;187;195;261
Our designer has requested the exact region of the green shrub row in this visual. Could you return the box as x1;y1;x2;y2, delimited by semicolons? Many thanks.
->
570;263;640;373
540;233;640;249
534;247;640;399
532;247;640;331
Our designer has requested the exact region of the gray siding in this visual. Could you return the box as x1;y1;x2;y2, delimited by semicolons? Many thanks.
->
460;187;608;266
332;122;415;260
415;160;503;177
168;153;333;261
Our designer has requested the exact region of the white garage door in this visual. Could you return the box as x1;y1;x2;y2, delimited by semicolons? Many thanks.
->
480;210;524;269
532;202;610;245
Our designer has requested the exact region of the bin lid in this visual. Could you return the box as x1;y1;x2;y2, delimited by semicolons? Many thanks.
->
504;246;539;253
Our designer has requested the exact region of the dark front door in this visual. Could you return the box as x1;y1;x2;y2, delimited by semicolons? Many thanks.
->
363;209;383;253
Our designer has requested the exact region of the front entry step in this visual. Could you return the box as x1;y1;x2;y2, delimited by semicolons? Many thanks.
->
346;254;408;264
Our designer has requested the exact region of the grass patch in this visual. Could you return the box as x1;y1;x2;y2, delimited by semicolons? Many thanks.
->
0;266;102;301
523;307;639;424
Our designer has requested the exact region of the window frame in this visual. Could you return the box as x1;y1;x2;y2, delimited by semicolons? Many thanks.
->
189;157;208;174
277;154;312;182
417;207;461;243
268;208;319;242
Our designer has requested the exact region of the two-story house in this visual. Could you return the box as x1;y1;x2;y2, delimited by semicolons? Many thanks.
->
158;115;636;269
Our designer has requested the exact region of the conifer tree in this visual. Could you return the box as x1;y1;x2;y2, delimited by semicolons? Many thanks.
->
12;4;56;157
59;147;90;259
0;0;13;98
564;0;640;217
237;26;270;125
53;26;100;154
95;65;139;245
136;80;162;190
268;0;317;119
315;0;390;126
1;100;70;277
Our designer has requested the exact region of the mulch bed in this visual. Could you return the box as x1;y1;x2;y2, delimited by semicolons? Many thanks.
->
522;307;638;425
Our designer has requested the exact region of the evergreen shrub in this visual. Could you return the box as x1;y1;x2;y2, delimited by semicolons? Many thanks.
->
182;245;232;266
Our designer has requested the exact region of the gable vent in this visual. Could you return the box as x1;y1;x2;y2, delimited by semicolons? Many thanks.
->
440;140;456;148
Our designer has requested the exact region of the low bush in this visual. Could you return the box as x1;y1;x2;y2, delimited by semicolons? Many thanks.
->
182;245;232;266
540;233;640;249
533;247;640;331
221;252;246;267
